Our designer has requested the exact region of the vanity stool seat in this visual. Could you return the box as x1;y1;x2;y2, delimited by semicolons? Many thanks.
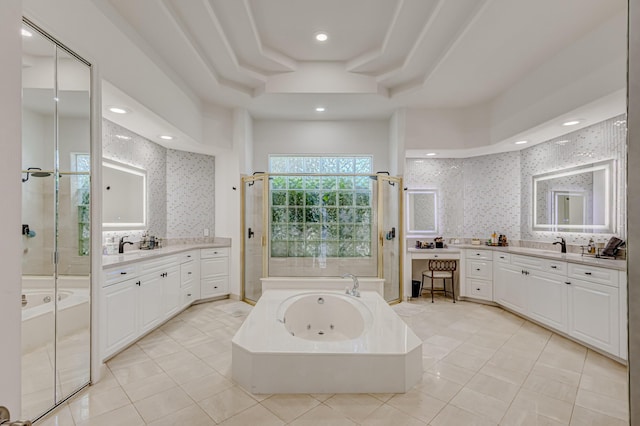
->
421;259;457;303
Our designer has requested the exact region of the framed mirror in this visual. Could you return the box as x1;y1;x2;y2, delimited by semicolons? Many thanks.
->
406;190;437;234
533;159;615;232
103;159;146;228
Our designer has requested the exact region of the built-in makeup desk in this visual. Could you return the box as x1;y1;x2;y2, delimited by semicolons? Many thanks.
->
406;248;461;299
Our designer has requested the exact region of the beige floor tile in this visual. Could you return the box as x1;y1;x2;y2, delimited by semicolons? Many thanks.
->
430;404;497;426
121;371;177;402
582;350;627;380
133;386;194;423
414;372;463;402
500;407;567;425
508;388;574;424
522;373;578;404
574;388;628;421
368;393;395;402
36;403;76;426
139;338;185;359
186;337;231;358
536;350;585;373
464;373;519;403
360;404;427;426
180;371;235;402
153;349;199;371
449;388;509;423
219;403;285;426
569;405;628;426
427;361;476;385
105;344;151;370
478;363;529;386
146;403;215;426
261;394;321;422
68;385;131;423
442;348;491;372
75;404;144;426
324;394;384;422
197;386;258;423
387;389;446;423
110;359;165;386
578;372;627;400
424;335;464;352
529;363;582;387
164;359;216;385
310;393;335;402
486;351;536;374
288;404;357;426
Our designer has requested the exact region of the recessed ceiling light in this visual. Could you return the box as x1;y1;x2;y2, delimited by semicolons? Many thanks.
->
514;140;528;145
159;135;174;140
108;107;128;114
115;134;131;140
562;120;581;126
315;107;326;112
315;32;328;42
426;152;437;156
21;28;32;37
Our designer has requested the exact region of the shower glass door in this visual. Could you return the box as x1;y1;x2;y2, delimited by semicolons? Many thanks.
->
242;175;266;303
378;175;403;303
21;19;92;421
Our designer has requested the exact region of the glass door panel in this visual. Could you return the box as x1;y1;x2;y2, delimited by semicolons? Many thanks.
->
242;175;265;303
21;26;57;420
378;175;402;303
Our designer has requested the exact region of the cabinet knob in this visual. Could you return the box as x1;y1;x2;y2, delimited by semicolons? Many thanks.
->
565;281;571;285
136;281;141;286
187;255;191;258
188;272;192;275
214;286;218;289
476;288;481;291
120;272;127;275
187;293;192;297
585;272;592;275
550;265;557;269
434;255;438;258
500;256;505;259
476;268;481;271
476;253;480;256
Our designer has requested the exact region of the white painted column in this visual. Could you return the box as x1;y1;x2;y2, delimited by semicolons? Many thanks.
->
0;0;24;415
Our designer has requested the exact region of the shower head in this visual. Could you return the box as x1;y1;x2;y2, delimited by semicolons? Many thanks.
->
22;167;52;182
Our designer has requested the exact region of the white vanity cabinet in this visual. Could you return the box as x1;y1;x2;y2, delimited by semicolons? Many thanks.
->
201;248;229;298
103;277;139;357
464;249;493;301
180;250;200;308
493;261;527;314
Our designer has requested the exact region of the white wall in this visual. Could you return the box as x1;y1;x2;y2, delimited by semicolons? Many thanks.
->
0;0;23;415
252;120;390;173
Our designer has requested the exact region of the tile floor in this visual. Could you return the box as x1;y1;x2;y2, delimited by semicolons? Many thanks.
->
37;296;629;425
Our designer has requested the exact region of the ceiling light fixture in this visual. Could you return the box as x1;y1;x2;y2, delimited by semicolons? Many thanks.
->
315;32;328;42
426;152;437;156
108;107;128;114
562;120;581;126
21;28;33;37
115;135;132;140
315;107;326;112
159;135;174;140
514;140;528;145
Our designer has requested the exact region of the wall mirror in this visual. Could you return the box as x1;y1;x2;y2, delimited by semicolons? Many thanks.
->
103;159;146;228
533;160;615;233
406;190;437;234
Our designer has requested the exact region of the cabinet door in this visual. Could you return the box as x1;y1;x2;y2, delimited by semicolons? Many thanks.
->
163;266;181;318
494;263;527;314
201;257;229;278
139;272;164;333
466;260;493;280
103;279;138;357
568;278;619;356
201;276;229;298
527;270;568;332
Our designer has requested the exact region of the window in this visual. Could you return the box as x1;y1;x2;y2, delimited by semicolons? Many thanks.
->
269;156;373;258
73;153;91;256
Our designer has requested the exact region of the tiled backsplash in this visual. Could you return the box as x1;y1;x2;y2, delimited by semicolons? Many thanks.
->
405;115;627;247
102;119;215;244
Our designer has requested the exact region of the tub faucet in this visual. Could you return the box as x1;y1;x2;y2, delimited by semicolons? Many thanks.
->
553;237;567;253
119;236;134;254
342;273;360;297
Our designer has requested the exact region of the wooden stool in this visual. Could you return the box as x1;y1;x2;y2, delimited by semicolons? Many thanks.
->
421;259;457;303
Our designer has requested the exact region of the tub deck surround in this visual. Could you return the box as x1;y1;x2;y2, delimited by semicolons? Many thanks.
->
232;288;422;394
261;276;385;297
102;238;230;268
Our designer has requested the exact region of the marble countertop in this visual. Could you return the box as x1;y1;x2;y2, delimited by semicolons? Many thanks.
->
102;238;231;269
409;244;626;271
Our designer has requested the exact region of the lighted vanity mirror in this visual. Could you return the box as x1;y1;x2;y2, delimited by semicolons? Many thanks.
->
406;190;437;234
533;159;615;232
103;159;146;228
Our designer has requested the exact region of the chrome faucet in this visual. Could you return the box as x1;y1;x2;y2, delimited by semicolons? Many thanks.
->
553;237;567;253
342;273;360;297
119;236;134;254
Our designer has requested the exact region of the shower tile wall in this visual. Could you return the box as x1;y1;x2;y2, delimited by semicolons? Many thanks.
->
102;119;215;242
405;115;627;245
166;149;215;239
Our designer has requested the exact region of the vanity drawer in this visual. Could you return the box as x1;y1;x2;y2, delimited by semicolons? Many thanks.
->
201;247;229;258
511;254;544;271
182;285;197;306
542;259;567;275
494;252;510;263
180;250;198;264
466;249;492;260
467;279;493;300
181;261;197;286
104;264;139;287
140;255;180;273
568;263;619;287
466;260;493;280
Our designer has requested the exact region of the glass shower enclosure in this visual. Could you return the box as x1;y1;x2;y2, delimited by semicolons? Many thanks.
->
21;20;92;421
241;172;403;304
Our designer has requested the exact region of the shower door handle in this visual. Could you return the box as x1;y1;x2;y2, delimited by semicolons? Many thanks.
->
248;228;255;239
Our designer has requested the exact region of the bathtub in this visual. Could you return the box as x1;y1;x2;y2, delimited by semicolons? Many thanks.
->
232;281;422;394
21;276;90;353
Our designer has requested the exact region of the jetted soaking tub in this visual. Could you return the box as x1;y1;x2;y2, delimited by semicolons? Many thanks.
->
232;279;422;394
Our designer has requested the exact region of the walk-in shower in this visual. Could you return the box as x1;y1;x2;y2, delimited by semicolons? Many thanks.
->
241;171;403;304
